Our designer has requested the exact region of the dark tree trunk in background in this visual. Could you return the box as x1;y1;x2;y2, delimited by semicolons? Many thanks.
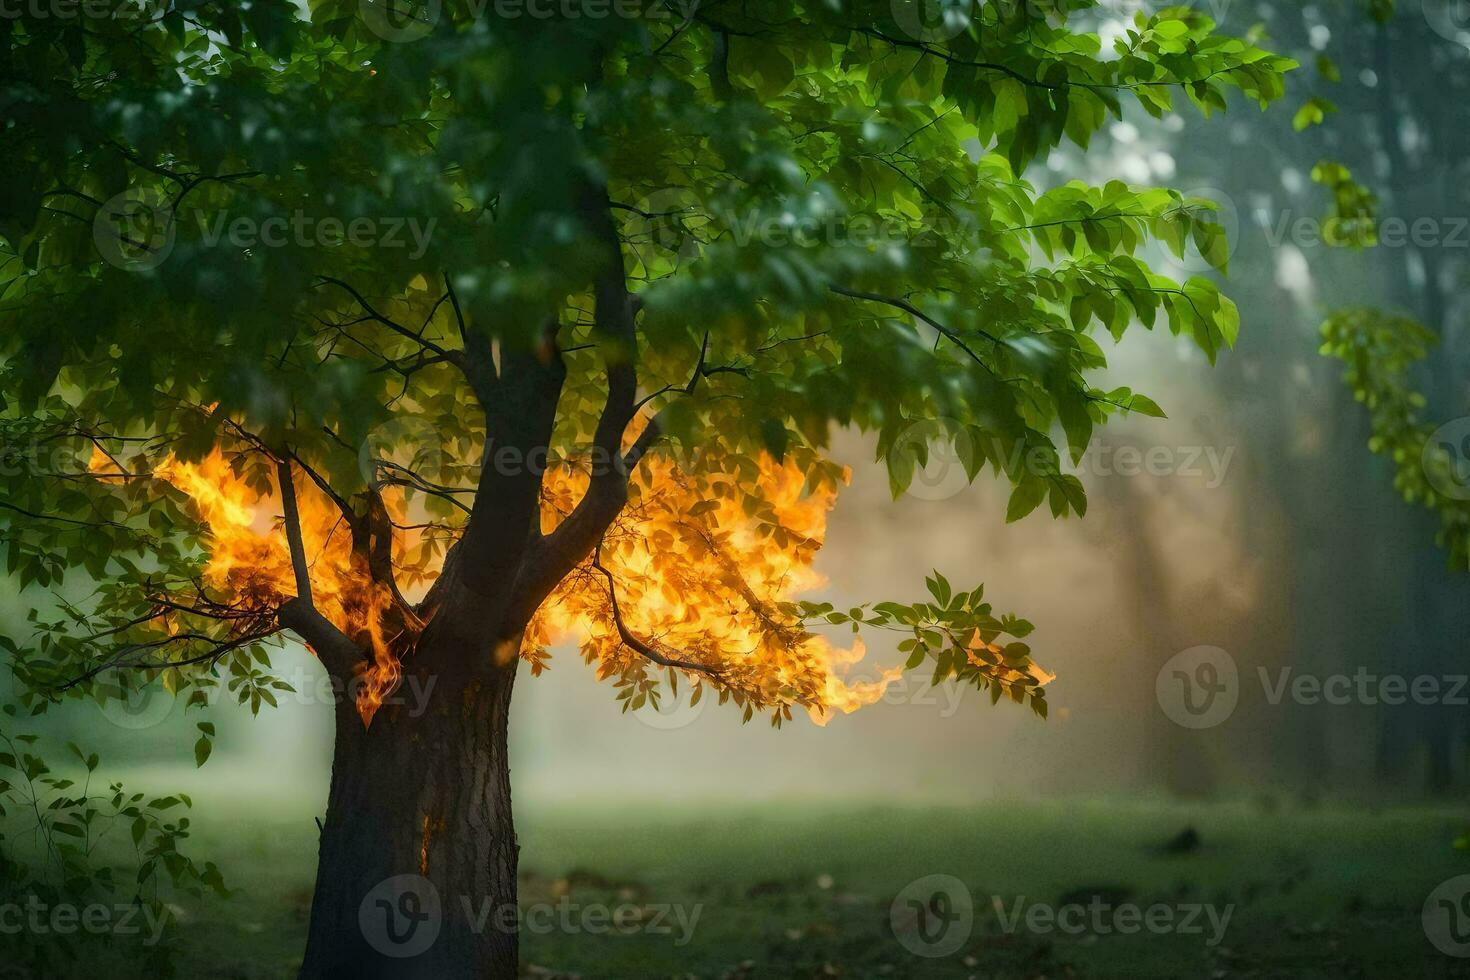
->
298;650;520;980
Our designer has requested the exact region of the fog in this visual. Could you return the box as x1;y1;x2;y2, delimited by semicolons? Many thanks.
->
6;2;1467;813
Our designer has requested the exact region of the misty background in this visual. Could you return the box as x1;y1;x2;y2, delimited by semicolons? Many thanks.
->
5;1;1467;812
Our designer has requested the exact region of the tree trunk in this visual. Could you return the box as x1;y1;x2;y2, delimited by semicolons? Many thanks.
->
299;653;520;980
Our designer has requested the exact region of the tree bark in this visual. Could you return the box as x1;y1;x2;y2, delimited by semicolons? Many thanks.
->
299;653;520;980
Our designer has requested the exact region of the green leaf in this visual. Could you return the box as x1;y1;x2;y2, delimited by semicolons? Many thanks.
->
1006;480;1047;523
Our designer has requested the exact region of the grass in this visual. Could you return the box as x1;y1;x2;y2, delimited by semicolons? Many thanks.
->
13;790;1470;979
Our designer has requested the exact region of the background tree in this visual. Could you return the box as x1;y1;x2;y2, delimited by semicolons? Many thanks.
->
1229;0;1470;791
0;2;1292;975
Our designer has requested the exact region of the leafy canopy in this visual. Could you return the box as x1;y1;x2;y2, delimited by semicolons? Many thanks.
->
0;4;1295;734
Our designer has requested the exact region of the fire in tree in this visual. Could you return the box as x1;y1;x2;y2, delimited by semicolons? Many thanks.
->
0;3;1294;977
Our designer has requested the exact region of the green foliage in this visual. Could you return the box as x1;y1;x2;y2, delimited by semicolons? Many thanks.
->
1310;160;1379;247
1302;0;1470;569
793;570;1050;719
0;710;226;976
1320;309;1470;569
0;0;1293;701
1293;96;1338;131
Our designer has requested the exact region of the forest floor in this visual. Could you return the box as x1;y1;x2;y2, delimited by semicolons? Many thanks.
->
18;790;1470;979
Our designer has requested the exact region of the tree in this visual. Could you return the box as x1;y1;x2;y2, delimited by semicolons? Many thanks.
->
1272;0;1470;790
0;2;1293;975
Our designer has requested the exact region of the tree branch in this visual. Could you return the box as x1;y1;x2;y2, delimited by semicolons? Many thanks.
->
500;184;644;629
269;457;366;680
591;543;723;680
276;598;367;681
276;458;313;607
828;284;1003;353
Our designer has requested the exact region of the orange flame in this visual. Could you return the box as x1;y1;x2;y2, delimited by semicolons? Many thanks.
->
98;438;902;726
529;450;903;724
96;448;405;724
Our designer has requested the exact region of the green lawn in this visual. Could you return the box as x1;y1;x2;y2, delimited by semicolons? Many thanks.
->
17;792;1470;978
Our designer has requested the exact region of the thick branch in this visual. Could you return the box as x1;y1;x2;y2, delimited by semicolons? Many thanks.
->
277;458;313;606
277;598;367;681
271;458;366;679
500;185;644;629
454;318;567;601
